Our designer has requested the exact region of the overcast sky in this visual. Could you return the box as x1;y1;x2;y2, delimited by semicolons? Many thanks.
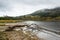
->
0;0;60;16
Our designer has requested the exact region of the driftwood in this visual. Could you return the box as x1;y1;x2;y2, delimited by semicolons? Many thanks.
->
5;24;40;32
5;25;29;31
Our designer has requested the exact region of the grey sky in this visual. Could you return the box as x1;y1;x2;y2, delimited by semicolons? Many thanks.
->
0;0;60;16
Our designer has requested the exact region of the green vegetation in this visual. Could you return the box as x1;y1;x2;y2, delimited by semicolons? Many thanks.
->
18;16;60;21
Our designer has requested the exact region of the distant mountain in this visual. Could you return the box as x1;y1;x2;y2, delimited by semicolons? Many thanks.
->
30;7;60;17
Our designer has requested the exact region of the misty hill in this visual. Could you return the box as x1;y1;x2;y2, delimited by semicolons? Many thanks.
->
30;7;60;17
0;7;60;21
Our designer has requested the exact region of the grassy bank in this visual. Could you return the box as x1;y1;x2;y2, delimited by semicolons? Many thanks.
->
0;20;23;23
0;20;23;26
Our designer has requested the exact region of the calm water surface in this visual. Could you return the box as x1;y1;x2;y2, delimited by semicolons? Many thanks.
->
23;21;60;32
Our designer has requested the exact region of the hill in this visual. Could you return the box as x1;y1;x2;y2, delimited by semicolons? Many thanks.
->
30;7;60;17
0;7;60;22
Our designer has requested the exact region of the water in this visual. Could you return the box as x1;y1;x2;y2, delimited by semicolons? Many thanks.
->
23;21;60;32
36;30;60;40
23;21;60;40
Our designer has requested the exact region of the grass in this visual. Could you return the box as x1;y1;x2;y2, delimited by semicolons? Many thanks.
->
0;20;23;26
0;23;5;26
0;20;23;23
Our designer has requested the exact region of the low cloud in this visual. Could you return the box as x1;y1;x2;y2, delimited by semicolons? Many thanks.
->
0;0;60;16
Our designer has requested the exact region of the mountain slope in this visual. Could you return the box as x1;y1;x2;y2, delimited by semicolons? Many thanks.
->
30;7;60;17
